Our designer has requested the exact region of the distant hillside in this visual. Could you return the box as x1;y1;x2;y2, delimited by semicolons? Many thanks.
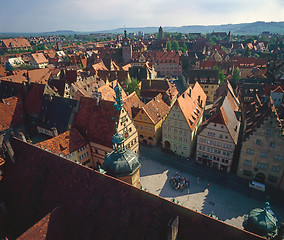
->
1;21;284;37
102;21;284;35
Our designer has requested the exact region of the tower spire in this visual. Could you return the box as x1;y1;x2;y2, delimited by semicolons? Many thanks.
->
114;82;123;111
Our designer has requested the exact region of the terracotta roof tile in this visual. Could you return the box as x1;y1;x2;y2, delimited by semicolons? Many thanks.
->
97;80;127;101
178;82;206;131
0;96;24;132
143;93;170;124
31;53;49;65
123;91;145;119
1;38;31;49
35;129;88;156
24;83;45;115
73;97;119;147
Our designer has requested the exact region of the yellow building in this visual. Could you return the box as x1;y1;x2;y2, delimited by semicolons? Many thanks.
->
162;82;206;157
188;70;219;103
134;93;170;146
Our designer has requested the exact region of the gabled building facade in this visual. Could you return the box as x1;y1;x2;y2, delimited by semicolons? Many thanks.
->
134;93;170;146
162;82;206;158
237;99;284;190
196;95;241;173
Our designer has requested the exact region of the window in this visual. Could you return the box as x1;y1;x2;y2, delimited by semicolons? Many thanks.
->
145;126;148;131
270;142;275;148
219;134;223;138
259;152;268;158
257;162;268;169
149;127;152;132
272;166;280;172
244;160;252;166
274;154;282;161
184;138;187;143
246;148;254;155
140;125;143;130
139;115;142;120
256;139;261;145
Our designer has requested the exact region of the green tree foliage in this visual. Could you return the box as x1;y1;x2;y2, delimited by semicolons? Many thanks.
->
231;67;241;87
180;42;187;54
166;41;172;51
213;66;226;85
171;40;179;51
124;78;140;97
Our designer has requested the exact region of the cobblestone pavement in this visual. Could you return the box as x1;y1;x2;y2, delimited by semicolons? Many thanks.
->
140;153;284;229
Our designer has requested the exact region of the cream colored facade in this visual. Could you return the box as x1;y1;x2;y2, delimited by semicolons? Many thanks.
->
196;122;236;173
237;115;284;189
90;106;139;168
189;83;218;103
162;106;201;157
65;144;93;168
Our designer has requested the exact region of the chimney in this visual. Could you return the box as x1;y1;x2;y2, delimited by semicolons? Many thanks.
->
167;216;179;240
51;127;58;137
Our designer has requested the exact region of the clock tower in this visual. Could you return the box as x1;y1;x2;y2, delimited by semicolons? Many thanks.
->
122;30;132;64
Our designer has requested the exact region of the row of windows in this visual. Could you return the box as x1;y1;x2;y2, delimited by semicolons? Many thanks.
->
198;153;229;164
255;139;275;148
244;160;281;173
199;138;231;149
164;126;188;136
79;151;89;160
242;170;278;183
136;124;153;132
164;134;188;143
173;144;187;152
198;145;230;156
78;145;87;152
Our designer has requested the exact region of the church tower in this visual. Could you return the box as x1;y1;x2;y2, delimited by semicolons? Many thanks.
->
122;30;132;64
158;26;164;40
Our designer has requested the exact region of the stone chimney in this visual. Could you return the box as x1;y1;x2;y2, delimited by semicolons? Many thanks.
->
167;216;179;240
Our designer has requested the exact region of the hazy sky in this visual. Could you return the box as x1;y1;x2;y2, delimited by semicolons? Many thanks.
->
1;0;284;32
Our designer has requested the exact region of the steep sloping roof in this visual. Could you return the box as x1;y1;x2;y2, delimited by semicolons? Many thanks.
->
2;138;264;240
35;129;88;156
0;96;24;132
98;80;127;101
31;53;49;65
73;97;119;147
123;91;145;119
177;82;206;131
142;93;170;125
1;38;31;49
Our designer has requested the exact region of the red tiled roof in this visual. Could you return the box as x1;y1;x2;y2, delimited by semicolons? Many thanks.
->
2;138;264;240
24;83;45;114
0;65;6;77
73;97;119;147
123;91;145;119
178;82;206;131
0;96;24;132
27;68;52;84
35;129;88;156
31;53;49;65
143;93;170;125
98;80;127;101
1;38;31;49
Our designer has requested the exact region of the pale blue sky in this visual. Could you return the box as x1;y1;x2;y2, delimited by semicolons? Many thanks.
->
1;0;284;32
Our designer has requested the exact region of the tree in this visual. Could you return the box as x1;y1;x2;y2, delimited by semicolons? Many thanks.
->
231;67;241;87
124;78;140;97
181;42;187;54
172;40;179;51
213;66;225;85
166;41;172;51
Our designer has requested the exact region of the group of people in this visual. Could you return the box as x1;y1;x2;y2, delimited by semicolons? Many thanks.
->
170;173;190;191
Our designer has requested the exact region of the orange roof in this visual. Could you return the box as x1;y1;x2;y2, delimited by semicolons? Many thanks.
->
98;80;127;101
31;52;49;64
122;63;131;71
0;65;6;77
91;61;108;72
272;86;284;93
1;38;31;49
35;129;88;156
0;74;26;83
177;82;206;131
0;96;24;132
28;68;52;84
142;93;170;125
123;91;145;119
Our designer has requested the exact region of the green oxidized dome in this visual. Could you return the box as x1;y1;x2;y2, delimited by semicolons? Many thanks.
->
243;203;278;237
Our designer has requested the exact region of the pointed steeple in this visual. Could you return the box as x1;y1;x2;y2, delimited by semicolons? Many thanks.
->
114;82;123;111
112;122;126;154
